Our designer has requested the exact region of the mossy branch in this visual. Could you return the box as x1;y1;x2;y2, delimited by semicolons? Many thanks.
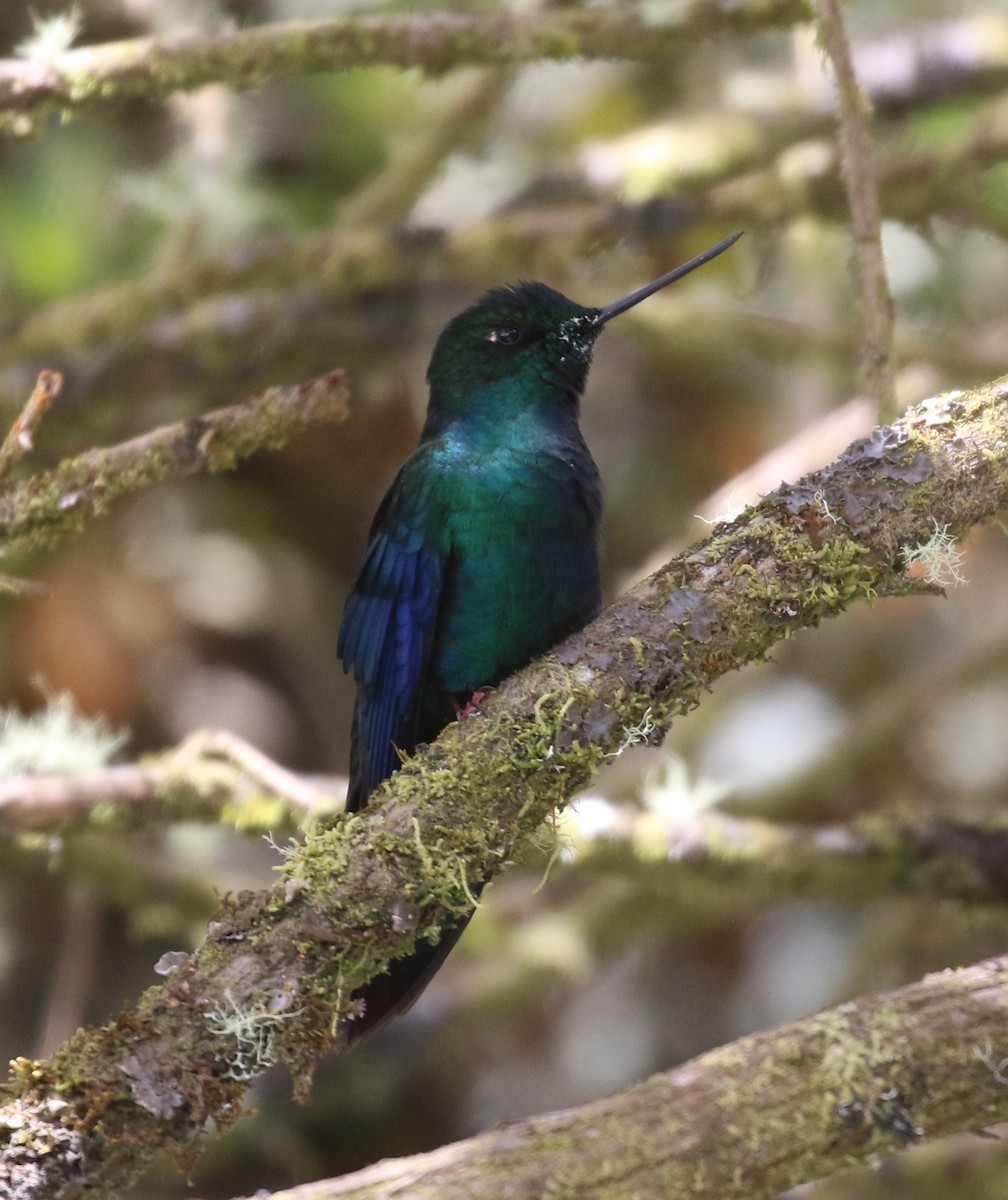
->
226;954;1008;1200
0;2;811;125
0;370;349;557
784;1131;1008;1200
2;375;1008;1197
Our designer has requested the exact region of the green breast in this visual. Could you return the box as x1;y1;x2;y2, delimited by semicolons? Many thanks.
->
426;430;601;692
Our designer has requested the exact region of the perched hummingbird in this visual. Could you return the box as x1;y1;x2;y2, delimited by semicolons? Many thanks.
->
338;231;742;1041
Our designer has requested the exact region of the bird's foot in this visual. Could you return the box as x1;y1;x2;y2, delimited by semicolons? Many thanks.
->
453;690;488;720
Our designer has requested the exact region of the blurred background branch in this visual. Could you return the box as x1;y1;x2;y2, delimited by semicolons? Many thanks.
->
0;3;812;124
815;0;896;420
0;726;343;835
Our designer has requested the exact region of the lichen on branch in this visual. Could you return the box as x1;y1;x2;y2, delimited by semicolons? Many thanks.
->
227;954;1008;1200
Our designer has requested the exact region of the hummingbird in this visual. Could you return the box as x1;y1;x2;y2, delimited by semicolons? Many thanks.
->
338;231;743;1042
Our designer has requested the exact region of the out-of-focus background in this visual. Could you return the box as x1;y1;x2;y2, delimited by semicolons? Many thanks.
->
1;1;1008;1195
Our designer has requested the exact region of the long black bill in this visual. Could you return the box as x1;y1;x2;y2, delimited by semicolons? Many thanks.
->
597;231;744;325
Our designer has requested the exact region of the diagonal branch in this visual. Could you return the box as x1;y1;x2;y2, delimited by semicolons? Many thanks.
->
2;374;1007;1197
222;953;1008;1200
0;3;811;123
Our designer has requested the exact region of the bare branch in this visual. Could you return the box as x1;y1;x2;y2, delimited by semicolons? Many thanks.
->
730;624;1008;822
815;0;896;421
0;369;61;481
0;372;62;594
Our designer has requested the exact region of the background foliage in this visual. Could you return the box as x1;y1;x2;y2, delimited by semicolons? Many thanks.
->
2;0;1008;1195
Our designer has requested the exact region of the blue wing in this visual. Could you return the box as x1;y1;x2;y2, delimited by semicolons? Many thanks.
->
338;454;446;811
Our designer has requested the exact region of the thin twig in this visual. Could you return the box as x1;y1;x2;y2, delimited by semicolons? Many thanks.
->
816;0;897;422
0;369;61;481
170;730;342;818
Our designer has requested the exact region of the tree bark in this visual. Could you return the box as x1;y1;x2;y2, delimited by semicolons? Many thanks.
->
222;954;1008;1200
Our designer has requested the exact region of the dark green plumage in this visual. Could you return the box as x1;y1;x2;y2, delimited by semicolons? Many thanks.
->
338;234;742;1041
340;281;603;816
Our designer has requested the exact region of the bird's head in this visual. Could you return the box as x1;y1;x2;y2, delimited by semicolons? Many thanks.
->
423;232;743;432
426;281;601;417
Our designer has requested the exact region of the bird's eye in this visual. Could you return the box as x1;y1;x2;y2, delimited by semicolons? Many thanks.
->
488;324;525;346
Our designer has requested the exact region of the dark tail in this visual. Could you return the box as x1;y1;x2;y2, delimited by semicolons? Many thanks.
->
344;911;476;1045
343;705;481;1044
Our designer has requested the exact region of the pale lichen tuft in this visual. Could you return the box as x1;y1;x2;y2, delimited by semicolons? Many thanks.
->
901;518;967;588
